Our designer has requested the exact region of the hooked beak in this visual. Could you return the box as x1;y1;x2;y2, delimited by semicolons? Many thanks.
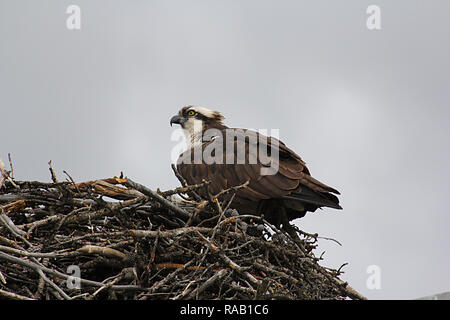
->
170;115;187;127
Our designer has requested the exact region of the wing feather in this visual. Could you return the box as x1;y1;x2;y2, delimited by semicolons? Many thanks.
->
176;128;340;208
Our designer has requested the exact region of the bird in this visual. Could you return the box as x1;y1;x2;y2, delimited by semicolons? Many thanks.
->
170;105;342;227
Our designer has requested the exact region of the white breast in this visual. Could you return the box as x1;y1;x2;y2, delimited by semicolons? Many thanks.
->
183;118;204;148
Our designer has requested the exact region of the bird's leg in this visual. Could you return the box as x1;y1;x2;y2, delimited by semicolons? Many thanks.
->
279;206;301;242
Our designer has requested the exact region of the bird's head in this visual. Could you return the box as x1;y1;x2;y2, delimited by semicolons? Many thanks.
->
170;106;225;130
170;106;226;147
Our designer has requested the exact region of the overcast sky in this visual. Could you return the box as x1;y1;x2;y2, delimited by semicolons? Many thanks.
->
1;0;449;299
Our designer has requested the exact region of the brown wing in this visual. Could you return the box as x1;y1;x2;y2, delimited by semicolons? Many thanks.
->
177;128;340;208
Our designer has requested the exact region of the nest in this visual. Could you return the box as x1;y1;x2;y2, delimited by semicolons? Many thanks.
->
0;160;365;300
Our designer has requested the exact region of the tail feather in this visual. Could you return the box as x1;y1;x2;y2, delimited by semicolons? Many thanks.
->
282;186;342;210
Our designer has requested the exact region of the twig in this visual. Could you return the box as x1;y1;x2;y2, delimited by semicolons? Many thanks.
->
0;212;30;245
88;271;124;300
36;265;71;300
213;180;249;199
130;227;212;240
0;157;18;189
8;153;14;179
77;245;126;260
0;251;141;292
187;269;229;299
123;177;193;222
0;288;35;300
0;200;26;215
48;160;58;183
0;157;5;189
159;181;210;197
171;164;203;201
171;163;187;187
148;259;197;294
0;245;78;259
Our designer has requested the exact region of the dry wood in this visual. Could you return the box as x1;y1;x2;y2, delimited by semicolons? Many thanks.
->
0;161;366;300
76;245;126;260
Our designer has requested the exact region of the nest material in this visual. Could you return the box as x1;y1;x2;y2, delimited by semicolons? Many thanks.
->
0;162;365;300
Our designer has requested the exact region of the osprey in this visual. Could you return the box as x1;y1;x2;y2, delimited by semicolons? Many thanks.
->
170;106;341;226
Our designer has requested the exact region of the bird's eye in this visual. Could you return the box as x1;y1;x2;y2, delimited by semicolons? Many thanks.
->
187;110;196;116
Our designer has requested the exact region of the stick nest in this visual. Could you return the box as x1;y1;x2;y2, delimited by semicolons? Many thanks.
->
0;163;365;300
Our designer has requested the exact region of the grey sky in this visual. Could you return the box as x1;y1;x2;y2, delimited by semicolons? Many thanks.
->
1;0;449;299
